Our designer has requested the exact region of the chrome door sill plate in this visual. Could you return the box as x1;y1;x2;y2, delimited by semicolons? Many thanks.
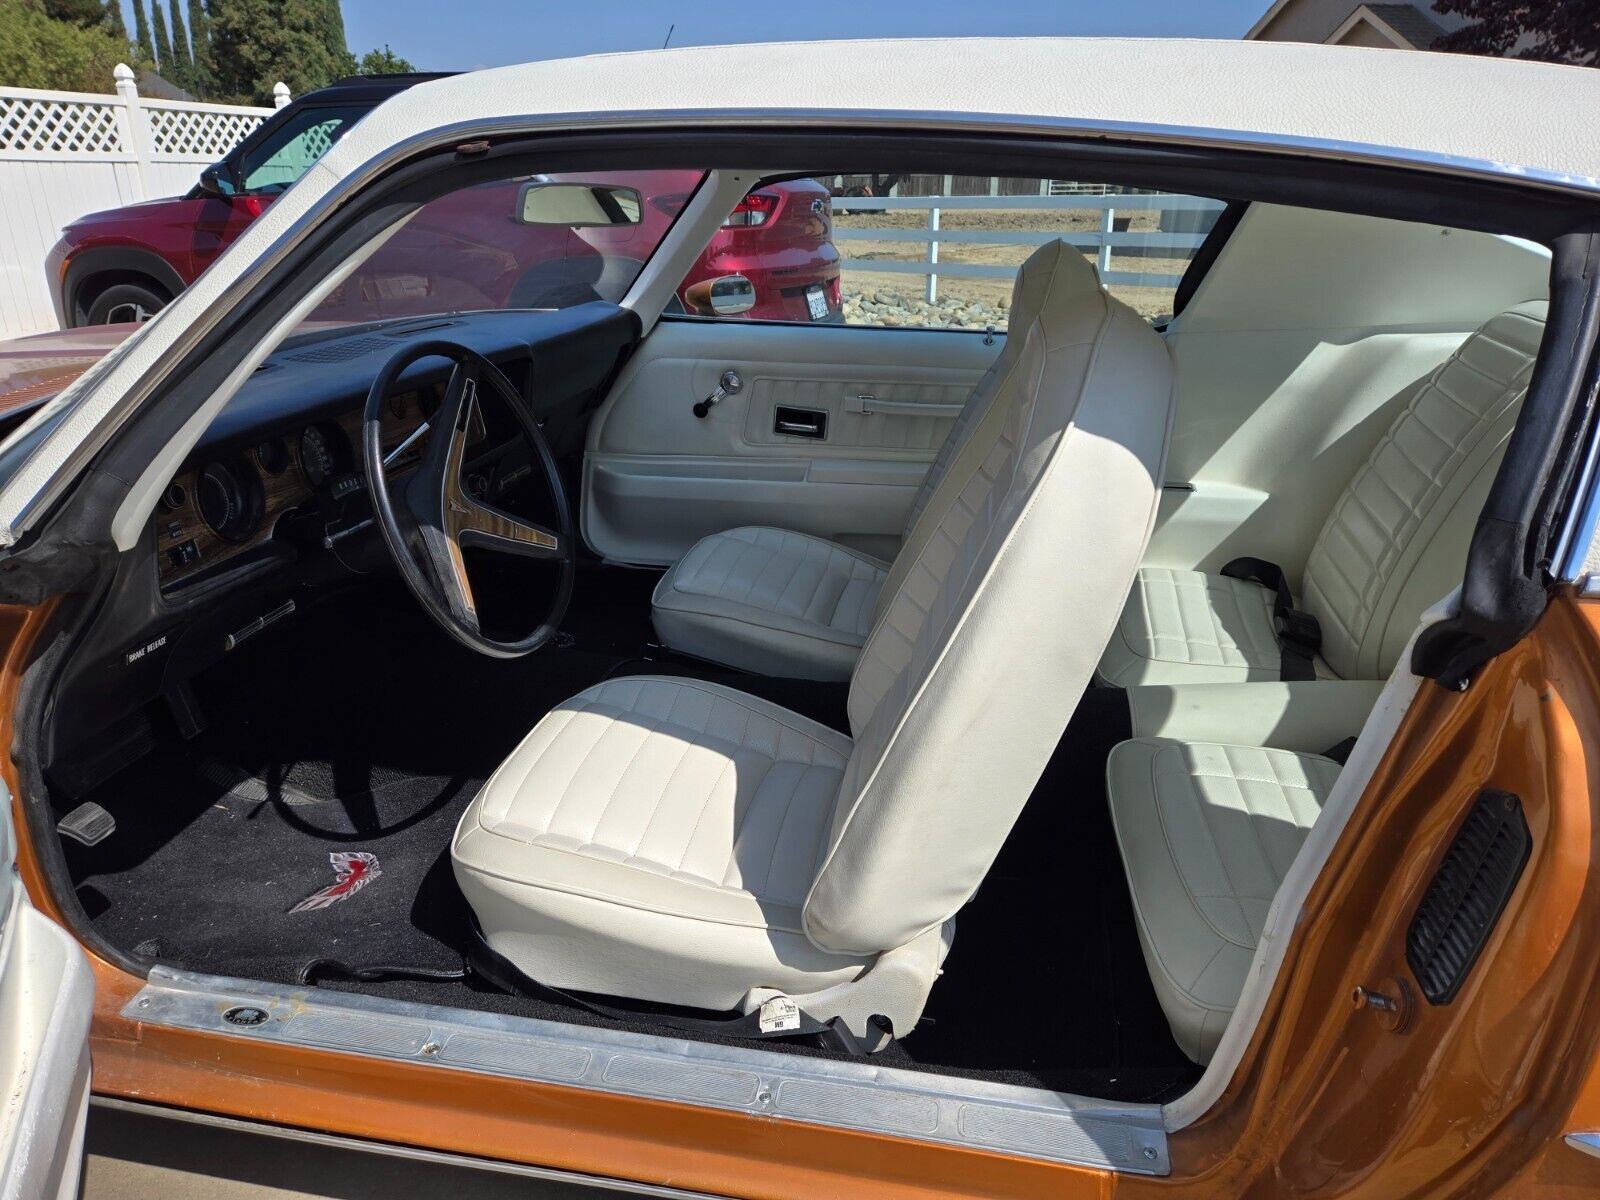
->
125;966;1170;1174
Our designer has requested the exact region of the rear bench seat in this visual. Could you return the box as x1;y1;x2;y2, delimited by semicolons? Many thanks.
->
1104;301;1546;1064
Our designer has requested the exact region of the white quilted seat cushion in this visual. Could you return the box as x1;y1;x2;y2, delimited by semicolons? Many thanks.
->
1107;737;1341;1063
452;675;872;1009
456;240;1176;1037
1098;567;1336;686
651;526;888;681
650;238;1087;682
1098;301;1545;688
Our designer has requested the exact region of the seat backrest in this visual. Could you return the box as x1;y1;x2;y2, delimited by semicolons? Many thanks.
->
873;241;1071;624
803;240;1176;955
1301;301;1546;680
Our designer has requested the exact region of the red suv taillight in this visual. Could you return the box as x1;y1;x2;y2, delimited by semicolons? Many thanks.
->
722;192;779;228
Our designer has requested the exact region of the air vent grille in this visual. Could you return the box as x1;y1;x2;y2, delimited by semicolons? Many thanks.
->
288;335;392;364
1406;789;1531;1005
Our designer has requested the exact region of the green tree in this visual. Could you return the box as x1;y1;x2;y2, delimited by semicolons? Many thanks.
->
357;44;413;74
150;0;172;72
317;0;347;69
209;0;347;102
0;0;149;90
43;0;106;26
1433;0;1600;66
132;0;154;63
167;0;193;84
104;0;126;39
186;0;211;95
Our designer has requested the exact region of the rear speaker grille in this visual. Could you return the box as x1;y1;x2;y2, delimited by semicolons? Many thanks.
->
1406;789;1531;1005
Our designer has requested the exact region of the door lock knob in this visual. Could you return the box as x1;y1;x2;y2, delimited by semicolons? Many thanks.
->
694;370;744;418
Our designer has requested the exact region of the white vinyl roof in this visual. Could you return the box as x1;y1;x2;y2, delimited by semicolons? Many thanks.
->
328;37;1600;192
3;36;1597;545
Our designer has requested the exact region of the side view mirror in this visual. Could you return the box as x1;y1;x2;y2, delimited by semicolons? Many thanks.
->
197;163;236;198
683;275;756;317
515;182;641;227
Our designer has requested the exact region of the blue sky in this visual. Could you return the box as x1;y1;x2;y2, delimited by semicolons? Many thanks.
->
339;0;1268;72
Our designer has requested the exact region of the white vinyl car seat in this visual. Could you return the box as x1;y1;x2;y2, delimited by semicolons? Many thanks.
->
452;242;1176;1041
1098;301;1547;686
1107;737;1342;1063
651;238;1085;680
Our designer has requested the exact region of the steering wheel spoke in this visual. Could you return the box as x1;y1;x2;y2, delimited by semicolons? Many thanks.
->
364;340;575;658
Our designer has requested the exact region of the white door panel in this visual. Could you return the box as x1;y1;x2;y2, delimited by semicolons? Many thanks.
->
0;784;94;1200
583;319;998;564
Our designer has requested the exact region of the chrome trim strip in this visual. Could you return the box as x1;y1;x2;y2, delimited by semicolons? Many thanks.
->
123;966;1171;1175
1566;1132;1600;1159
1557;379;1600;583
2;105;1598;544
90;1096;727;1197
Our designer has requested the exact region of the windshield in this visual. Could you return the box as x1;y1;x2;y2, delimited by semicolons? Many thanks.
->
301;169;706;330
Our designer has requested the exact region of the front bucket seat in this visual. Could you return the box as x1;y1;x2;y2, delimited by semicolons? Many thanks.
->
451;244;1176;1041
651;238;1088;680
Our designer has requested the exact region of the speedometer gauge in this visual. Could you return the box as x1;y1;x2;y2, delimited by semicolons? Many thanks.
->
300;426;335;487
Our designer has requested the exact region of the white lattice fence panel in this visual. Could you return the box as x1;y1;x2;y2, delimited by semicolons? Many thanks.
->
0;94;125;156
144;105;266;159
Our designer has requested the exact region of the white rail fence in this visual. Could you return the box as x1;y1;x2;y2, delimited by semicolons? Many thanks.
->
833;193;1225;304
0;66;285;338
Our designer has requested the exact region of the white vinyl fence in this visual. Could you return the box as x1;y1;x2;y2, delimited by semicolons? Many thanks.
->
0;65;286;338
833;193;1225;305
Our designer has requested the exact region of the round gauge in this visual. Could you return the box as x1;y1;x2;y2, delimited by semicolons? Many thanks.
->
159;482;187;511
255;437;290;475
300;426;335;488
195;460;262;542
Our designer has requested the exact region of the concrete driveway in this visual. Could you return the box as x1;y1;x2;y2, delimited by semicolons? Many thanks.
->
85;1102;662;1199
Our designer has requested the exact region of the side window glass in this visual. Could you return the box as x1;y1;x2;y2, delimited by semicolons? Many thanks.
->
238;106;365;195
674;175;1224;330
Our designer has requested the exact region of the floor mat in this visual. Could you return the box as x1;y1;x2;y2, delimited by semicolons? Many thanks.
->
65;574;1196;1102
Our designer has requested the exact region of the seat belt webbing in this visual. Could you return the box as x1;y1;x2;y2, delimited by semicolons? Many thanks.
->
1220;556;1321;682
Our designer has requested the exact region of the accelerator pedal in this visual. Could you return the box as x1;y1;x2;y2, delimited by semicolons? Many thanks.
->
56;801;116;847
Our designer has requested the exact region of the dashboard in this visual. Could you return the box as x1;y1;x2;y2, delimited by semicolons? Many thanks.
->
43;302;643;781
154;385;438;588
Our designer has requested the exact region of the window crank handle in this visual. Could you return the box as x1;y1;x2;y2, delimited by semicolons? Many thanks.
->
693;369;744;418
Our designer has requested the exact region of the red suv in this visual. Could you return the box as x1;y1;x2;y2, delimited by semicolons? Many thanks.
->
45;74;840;327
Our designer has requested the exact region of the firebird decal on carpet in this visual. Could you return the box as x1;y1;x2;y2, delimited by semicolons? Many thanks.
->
289;851;382;912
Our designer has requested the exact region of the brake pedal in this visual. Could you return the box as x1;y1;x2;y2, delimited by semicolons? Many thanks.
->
57;802;115;847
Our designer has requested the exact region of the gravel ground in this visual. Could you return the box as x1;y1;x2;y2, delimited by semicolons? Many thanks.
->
835;206;1189;326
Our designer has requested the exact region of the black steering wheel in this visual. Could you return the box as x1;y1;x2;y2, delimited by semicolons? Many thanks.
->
362;340;574;658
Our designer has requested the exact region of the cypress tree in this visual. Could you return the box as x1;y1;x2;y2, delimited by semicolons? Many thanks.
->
151;0;173;72
316;0;345;70
188;0;213;96
133;0;156;64
104;0;128;39
168;0;194;80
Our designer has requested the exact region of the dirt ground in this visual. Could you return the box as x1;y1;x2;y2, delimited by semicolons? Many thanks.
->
834;206;1188;322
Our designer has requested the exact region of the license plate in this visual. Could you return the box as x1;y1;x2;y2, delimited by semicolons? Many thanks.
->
805;285;829;321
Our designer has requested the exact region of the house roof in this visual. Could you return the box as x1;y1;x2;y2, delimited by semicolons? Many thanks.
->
1355;4;1448;49
135;70;195;102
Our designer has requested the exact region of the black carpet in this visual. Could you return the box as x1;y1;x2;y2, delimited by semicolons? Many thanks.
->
63;570;1195;1102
